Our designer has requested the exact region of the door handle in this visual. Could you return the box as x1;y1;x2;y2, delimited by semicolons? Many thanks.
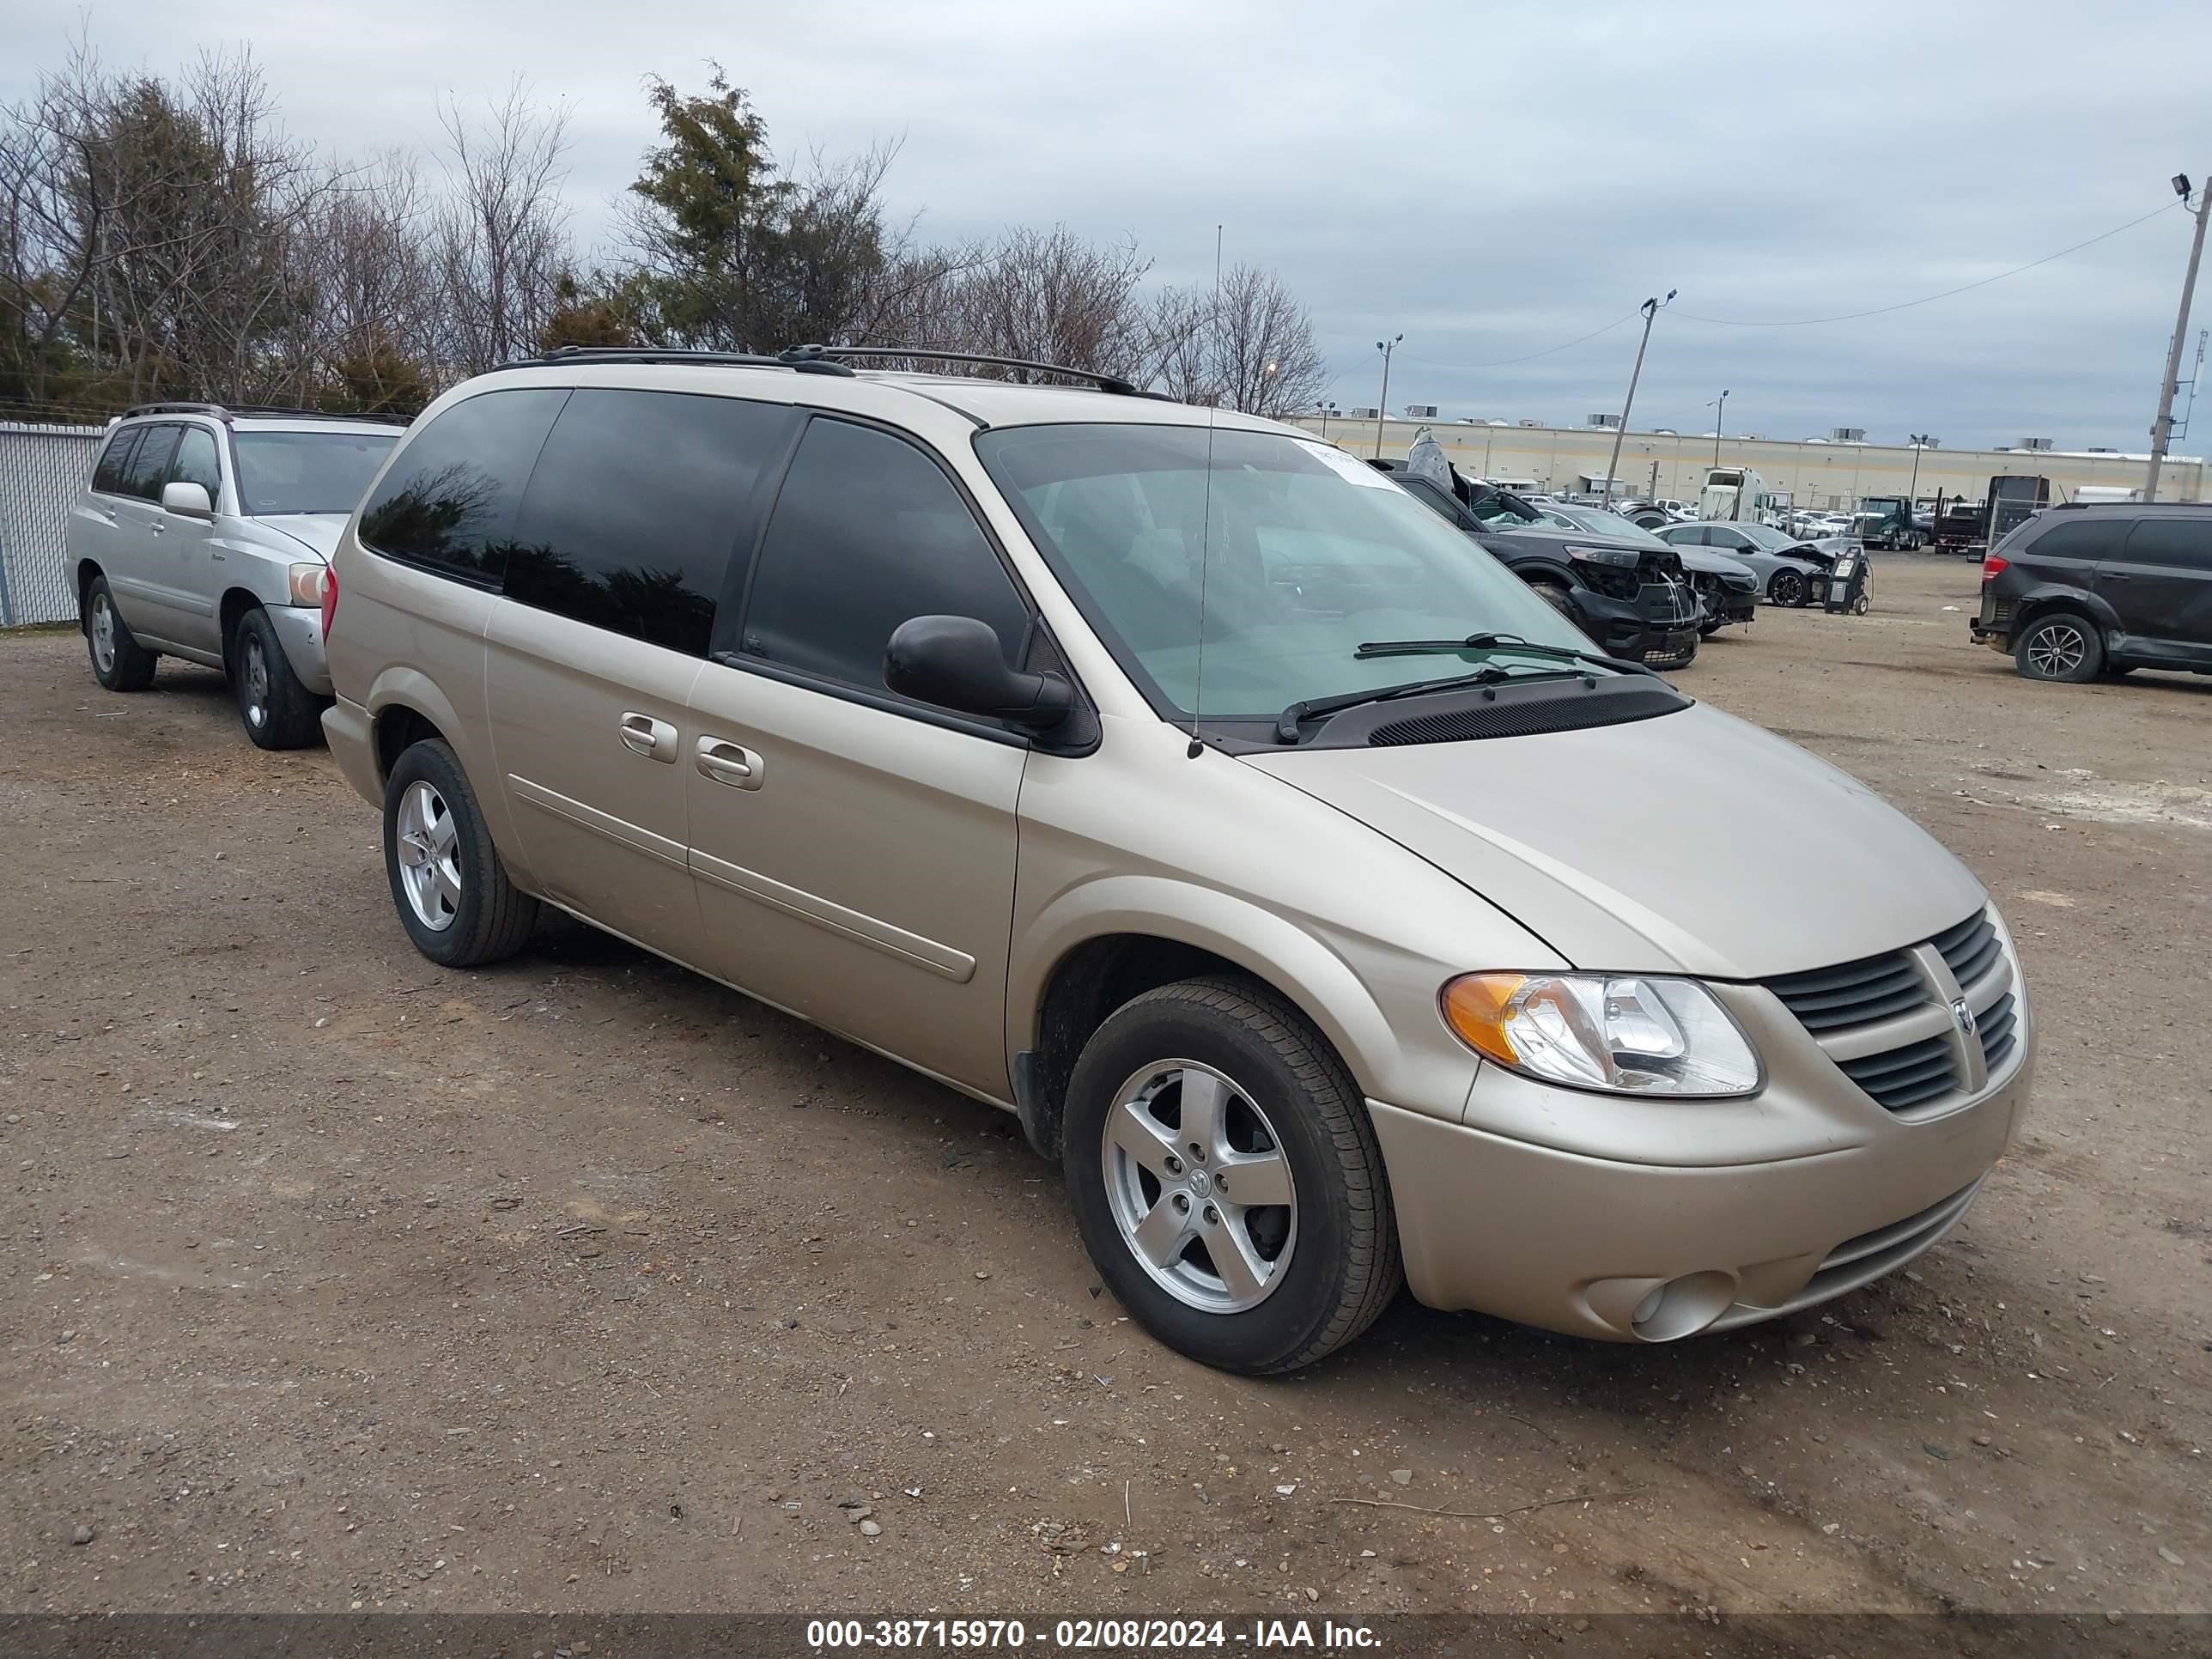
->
618;711;679;762
149;521;166;537
696;735;765;790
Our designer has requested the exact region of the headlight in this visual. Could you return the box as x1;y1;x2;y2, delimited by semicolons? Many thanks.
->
1441;972;1761;1097
288;563;331;607
1563;544;1641;568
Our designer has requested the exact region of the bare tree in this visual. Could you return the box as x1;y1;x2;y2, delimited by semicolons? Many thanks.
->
936;225;1155;378
1208;263;1326;416
433;81;574;374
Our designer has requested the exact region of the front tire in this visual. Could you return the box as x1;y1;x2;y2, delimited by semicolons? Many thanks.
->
382;738;538;966
83;575;157;692
2014;611;2103;683
232;606;324;750
1768;568;1808;607
1062;977;1401;1375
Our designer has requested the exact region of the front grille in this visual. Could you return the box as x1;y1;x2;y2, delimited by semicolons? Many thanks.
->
1978;992;2020;1072
1837;1034;1960;1110
1764;951;1927;1032
1933;911;2001;988
1759;906;2019;1115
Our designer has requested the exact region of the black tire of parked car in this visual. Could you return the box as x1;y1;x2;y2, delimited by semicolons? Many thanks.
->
382;738;539;967
2013;611;2105;683
1060;976;1402;1375
1768;568;1809;607
1526;578;1578;619
231;606;325;750
82;574;158;692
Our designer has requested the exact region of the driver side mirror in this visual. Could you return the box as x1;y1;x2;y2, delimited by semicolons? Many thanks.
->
884;615;1073;733
161;481;213;520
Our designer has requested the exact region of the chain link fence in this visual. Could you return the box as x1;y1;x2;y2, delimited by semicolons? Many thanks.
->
0;419;105;626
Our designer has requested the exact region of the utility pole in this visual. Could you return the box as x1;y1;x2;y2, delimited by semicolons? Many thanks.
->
1709;389;1730;466
1374;334;1401;459
1908;433;1935;503
2147;173;2209;502
1603;291;1674;506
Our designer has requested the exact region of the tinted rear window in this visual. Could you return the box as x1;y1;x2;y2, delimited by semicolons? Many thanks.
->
504;389;794;657
359;390;568;584
2121;516;2212;570
2023;518;2129;560
92;428;143;495
118;425;179;501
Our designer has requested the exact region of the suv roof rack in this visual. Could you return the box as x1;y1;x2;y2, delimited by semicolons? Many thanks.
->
532;345;855;377
2048;498;2212;510
119;401;410;425
789;344;1161;398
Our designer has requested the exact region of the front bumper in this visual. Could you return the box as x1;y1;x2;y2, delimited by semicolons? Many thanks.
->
1371;1005;2034;1342
264;603;333;697
1571;586;1701;667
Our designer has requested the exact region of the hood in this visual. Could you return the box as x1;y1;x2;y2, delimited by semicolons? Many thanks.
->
1671;547;1755;579
1243;702;1984;981
253;514;350;560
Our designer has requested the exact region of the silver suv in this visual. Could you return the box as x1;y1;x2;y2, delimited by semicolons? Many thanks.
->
321;347;2035;1374
68;404;403;746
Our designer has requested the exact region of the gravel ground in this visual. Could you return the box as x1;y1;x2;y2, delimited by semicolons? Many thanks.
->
3;556;2207;1620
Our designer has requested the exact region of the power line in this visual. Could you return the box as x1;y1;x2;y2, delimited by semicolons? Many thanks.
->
1673;198;2185;328
1400;311;1639;371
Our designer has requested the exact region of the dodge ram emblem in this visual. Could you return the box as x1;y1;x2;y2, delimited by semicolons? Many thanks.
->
1952;998;1977;1036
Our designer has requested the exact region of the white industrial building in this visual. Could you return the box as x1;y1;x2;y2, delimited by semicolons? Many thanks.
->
1288;415;2207;507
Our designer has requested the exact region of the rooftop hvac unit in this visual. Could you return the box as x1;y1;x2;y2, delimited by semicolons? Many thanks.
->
1829;427;1866;443
2021;436;2053;451
2085;446;2118;453
1346;406;1380;419
1517;418;1544;428
1404;403;1439;418
1588;412;1622;428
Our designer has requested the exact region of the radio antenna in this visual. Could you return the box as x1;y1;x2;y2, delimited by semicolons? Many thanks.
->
1188;226;1225;760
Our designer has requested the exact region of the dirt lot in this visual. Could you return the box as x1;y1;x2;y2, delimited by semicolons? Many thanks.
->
3;556;2207;1621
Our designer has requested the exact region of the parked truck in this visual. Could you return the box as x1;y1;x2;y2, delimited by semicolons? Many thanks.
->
1699;466;1784;526
1984;475;2053;549
1850;495;1924;550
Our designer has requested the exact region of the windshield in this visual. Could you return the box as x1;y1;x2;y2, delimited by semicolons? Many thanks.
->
1734;523;1805;551
976;425;1594;722
234;429;399;516
1550;506;1668;546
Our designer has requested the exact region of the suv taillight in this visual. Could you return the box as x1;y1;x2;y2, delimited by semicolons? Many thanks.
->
1981;553;2008;582
320;561;339;636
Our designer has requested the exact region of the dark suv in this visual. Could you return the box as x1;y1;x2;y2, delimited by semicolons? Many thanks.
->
1971;502;2212;681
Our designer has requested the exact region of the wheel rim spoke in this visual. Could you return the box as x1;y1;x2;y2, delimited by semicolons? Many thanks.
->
1207;1216;1272;1304
1104;1099;1179;1182
1216;1146;1291;1208
1129;1195;1192;1268
1176;1070;1225;1159
432;860;462;911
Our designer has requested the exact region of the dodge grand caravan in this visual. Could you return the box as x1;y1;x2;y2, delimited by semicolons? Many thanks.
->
322;346;2035;1374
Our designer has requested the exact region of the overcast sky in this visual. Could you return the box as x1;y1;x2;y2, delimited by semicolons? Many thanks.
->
9;0;2209;449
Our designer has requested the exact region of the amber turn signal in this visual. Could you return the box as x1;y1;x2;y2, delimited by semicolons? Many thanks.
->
1440;972;1527;1065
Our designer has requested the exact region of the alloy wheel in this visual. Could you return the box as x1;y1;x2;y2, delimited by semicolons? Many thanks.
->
90;594;116;674
1099;1060;1297;1314
394;780;462;932
242;635;270;729
2025;621;2087;678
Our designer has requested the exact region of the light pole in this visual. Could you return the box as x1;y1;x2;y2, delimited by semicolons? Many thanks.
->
1601;291;1674;506
1373;335;1401;459
1709;390;1730;466
1316;399;1339;441
2148;171;2209;502
1907;433;1936;503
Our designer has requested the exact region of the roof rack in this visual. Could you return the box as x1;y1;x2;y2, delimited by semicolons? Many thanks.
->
119;401;410;425
789;344;1158;398
532;345;854;377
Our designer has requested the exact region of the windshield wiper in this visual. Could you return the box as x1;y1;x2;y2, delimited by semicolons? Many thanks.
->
1273;662;1595;744
1353;632;1653;677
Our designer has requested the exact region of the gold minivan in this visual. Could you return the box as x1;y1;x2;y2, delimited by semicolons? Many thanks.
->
324;348;2034;1372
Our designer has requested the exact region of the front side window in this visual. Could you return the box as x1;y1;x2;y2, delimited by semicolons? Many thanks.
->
118;424;179;501
359;391;568;584
977;424;1589;722
168;427;223;503
739;418;1032;694
504;389;794;657
2118;517;2212;570
235;430;399;516
92;427;143;495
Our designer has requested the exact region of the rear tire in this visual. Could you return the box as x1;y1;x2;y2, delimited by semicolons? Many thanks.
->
1768;568;1808;607
232;606;324;750
2014;611;2103;683
83;575;156;692
1061;977;1401;1375
382;738;538;967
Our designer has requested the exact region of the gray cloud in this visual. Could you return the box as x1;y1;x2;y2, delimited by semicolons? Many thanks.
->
6;0;2206;447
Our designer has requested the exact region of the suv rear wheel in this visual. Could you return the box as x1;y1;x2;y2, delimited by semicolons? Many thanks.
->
2014;611;2103;682
83;575;157;692
1061;977;1401;1374
232;607;324;750
382;738;538;966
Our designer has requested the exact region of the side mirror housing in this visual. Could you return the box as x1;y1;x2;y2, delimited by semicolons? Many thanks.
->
161;481;213;520
884;615;1072;733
